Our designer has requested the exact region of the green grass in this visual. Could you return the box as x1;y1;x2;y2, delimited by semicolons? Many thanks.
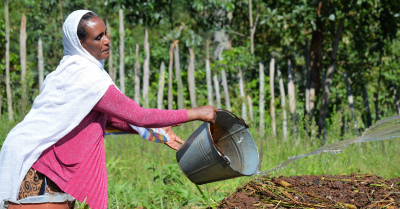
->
99;119;400;208
1;113;400;208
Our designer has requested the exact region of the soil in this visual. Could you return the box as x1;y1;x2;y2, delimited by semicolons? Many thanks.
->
218;174;400;208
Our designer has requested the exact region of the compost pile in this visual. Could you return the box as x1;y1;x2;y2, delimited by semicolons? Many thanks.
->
218;174;400;208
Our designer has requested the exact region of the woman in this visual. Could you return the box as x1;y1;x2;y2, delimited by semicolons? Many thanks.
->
0;10;217;209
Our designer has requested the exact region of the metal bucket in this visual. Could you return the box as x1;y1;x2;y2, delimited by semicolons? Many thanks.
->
176;109;259;185
4;193;75;209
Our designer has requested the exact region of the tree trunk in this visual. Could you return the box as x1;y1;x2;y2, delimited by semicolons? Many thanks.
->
119;9;125;94
113;45;118;87
38;38;44;92
259;62;265;136
269;56;276;136
168;43;174;110
106;20;114;82
5;0;13;120
344;72;358;136
309;22;324;119
247;95;254;122
142;28;150;108
20;13;27;97
305;38;311;116
174;43;184;109
361;84;372;127
249;0;254;55
390;82;400;115
287;59;296;116
277;65;287;141
318;17;345;144
239;69;247;121
221;70;231;111
188;47;197;108
134;44;141;104
206;40;213;106
213;74;222;109
157;62;166;109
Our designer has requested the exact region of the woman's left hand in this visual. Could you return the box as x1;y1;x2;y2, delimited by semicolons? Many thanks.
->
163;125;184;150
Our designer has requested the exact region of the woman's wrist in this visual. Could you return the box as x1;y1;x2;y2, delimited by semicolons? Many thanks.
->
186;109;198;121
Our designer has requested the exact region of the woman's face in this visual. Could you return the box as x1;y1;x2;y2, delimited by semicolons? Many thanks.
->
79;16;110;60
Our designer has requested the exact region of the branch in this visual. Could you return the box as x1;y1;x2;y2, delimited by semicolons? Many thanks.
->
229;30;247;37
251;7;260;36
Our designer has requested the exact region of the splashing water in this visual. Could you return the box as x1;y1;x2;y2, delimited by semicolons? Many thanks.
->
255;115;400;177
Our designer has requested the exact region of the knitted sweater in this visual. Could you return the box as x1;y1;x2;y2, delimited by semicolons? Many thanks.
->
32;85;188;209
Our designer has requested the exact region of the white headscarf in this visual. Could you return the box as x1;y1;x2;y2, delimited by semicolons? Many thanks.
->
0;10;113;205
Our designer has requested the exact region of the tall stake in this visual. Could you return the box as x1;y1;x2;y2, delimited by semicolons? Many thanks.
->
106;20;114;82
259;62;265;136
188;47;197;108
239;69;247;121
249;0;254;55
206;40;213;106
305;39;311;116
119;9;125;94
213;74;222;109
20;14;27;97
142;28;150;108
5;0;13;120
277;65;287;141
247;95;254;122
168;43;174;110
38;38;44;92
174;43;183;109
269;56;276;136
134;44;141;104
157;62;166;109
221;70;231;111
344;72;358;136
287;58;298;140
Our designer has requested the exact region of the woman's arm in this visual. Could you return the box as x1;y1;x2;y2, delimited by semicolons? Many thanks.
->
94;85;218;127
94;85;188;128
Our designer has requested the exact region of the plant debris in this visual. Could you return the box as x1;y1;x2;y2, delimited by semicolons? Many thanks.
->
218;174;400;208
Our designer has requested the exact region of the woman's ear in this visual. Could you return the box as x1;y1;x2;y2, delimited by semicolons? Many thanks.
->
79;39;83;45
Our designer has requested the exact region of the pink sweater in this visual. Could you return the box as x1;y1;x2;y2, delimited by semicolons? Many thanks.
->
32;85;188;209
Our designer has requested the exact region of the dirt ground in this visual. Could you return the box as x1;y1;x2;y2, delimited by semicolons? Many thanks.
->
218;174;400;208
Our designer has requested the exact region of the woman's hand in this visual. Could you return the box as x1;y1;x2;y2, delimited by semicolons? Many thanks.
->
163;126;184;150
187;105;218;124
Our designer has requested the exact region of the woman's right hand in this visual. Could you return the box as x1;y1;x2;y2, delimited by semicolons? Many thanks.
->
187;105;218;124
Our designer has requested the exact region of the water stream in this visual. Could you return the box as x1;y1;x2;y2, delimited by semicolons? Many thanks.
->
255;115;400;176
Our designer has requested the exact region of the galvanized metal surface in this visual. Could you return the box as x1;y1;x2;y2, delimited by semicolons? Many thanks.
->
7;193;75;204
176;109;259;185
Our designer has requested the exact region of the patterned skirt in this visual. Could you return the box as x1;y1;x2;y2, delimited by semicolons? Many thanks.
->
18;168;64;200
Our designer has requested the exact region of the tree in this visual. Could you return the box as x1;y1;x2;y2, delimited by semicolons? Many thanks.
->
277;65;287;141
134;44;141;104
269;55;276;136
318;15;345;143
187;47;197;108
20;13;27;100
142;28;150;108
259;62;265;137
157;62;166;109
5;0;13;120
106;19;115;82
119;8;125;94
